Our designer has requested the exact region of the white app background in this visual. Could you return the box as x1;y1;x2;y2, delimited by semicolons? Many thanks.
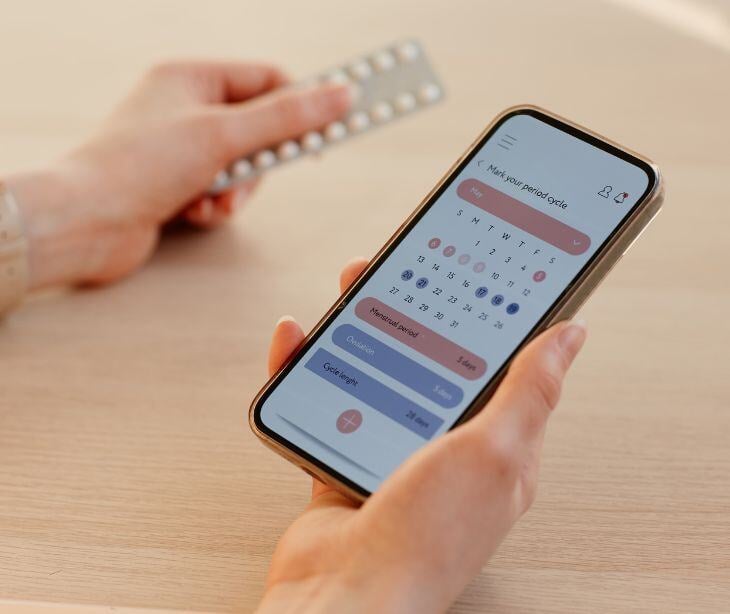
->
259;113;650;493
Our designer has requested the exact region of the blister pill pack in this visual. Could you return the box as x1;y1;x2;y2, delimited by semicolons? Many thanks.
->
209;40;444;193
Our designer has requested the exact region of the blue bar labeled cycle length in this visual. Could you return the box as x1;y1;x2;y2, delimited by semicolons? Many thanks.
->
304;348;444;440
332;324;463;408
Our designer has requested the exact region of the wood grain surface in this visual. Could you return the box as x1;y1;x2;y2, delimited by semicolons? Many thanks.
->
1;1;728;612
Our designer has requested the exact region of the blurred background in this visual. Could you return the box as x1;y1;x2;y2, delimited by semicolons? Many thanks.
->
1;1;729;613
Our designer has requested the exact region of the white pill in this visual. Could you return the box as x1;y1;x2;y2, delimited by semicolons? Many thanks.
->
211;170;230;191
348;60;372;80
395;92;417;113
254;150;277;169
417;82;441;104
325;121;347;142
232;159;253;180
370;101;394;123
301;131;324;152
395;42;420;63
277;140;300;161
325;70;349;85
372;50;396;72
347;111;370;132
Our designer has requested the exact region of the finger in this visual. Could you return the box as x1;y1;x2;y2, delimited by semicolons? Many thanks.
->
267;315;305;377
216;82;353;158
211;179;260;216
182;196;229;229
311;478;331;499
475;319;587;444
182;197;216;228
339;257;370;293
210;61;288;102
152;60;288;102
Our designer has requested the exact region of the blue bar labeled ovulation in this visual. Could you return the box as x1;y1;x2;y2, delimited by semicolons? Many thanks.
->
332;324;463;408
304;348;444;440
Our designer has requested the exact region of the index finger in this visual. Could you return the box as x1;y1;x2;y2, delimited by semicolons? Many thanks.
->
216;82;353;159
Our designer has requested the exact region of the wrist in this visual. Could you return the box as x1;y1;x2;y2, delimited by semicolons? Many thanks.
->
6;158;154;290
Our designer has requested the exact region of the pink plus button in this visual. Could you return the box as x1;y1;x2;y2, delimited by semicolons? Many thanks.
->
428;237;441;249
533;270;547;282
336;409;363;434
443;245;456;257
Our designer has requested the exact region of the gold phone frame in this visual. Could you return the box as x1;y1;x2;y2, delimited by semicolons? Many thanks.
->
249;104;664;502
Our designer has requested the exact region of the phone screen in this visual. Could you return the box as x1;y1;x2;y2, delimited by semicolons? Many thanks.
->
254;109;656;495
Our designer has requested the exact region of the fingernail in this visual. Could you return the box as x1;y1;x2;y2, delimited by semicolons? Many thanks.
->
276;315;296;326
558;319;587;358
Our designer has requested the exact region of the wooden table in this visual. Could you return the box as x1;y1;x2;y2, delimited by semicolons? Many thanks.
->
1;1;729;612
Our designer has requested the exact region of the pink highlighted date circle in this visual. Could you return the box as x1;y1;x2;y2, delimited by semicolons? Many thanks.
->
428;237;441;249
533;270;547;282
473;261;486;273
442;245;456;257
458;253;471;265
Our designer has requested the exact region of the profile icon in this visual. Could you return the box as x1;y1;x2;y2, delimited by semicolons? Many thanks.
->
598;185;612;198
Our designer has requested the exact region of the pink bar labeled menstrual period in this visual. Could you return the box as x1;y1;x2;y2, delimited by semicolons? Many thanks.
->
355;297;487;380
456;178;591;255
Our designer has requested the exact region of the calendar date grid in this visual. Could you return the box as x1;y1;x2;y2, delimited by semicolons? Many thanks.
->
386;231;562;334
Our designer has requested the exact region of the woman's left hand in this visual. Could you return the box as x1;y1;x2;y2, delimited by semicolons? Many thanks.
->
256;257;586;614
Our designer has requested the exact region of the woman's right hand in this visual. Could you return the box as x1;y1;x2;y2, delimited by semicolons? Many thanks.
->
8;60;353;289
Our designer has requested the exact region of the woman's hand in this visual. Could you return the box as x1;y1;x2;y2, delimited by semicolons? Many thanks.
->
8;61;352;288
256;258;587;614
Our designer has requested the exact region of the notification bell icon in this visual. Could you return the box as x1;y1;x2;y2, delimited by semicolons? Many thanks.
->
614;191;628;204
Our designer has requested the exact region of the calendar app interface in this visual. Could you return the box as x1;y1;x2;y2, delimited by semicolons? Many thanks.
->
256;111;652;494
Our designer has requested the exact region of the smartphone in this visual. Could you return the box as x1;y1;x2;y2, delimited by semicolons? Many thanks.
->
249;105;663;501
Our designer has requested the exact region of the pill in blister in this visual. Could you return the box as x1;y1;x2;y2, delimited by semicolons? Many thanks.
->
348;60;372;80
395;92;417;113
372;50;396;72
277;140;300;161
232;159;253;179
418;82;441;104
347;111;370;132
208;40;444;193
395;41;420;63
254;150;277;169
301;131;324;152
370;101;394;123
325;121;347;142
